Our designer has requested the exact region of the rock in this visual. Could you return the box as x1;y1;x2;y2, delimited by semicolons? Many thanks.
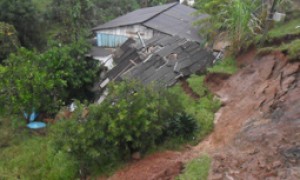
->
214;153;226;161
258;159;266;168
211;173;223;180
131;152;141;160
272;161;281;168
282;63;300;77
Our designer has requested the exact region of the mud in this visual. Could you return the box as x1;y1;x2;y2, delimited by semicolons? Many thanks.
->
99;51;300;180
207;51;300;179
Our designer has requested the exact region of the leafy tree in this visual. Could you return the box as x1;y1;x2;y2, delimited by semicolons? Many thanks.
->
0;22;20;63
0;40;98;115
0;0;45;48
48;0;140;42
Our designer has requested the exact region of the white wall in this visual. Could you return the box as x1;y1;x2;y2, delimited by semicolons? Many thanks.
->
180;0;195;6
97;25;154;39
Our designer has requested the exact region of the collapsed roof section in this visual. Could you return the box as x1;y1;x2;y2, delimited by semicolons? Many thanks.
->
96;35;214;89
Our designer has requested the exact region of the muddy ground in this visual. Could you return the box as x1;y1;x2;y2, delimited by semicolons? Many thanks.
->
100;51;300;180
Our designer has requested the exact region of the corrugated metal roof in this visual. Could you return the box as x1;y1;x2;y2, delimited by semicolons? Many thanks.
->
92;3;177;30
89;47;111;57
92;3;209;42
143;5;209;41
96;35;214;88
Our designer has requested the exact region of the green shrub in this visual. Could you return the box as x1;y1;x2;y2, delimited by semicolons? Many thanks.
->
169;75;221;142
177;155;211;180
163;113;198;139
49;80;188;176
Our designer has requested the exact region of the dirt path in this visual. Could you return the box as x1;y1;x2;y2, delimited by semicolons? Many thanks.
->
100;51;300;180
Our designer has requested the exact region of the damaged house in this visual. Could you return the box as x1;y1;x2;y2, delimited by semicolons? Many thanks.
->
91;2;215;102
94;35;214;102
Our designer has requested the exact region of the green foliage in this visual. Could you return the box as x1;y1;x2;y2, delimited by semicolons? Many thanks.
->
0;137;77;179
169;76;221;142
0;22;20;62
258;39;300;61
100;81;174;153
48;0;140;42
0;40;98;115
188;75;207;97
267;18;300;40
177;155;211;180
49;80;196;176
0;0;45;48
208;57;237;74
195;0;262;51
163;113;198;139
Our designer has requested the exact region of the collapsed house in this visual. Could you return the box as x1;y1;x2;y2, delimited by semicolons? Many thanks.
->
90;2;214;102
94;35;214;102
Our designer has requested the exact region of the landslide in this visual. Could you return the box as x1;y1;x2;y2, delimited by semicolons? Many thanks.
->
100;50;300;180
206;51;300;179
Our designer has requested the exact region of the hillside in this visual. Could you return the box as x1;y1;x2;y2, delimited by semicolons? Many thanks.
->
98;47;299;180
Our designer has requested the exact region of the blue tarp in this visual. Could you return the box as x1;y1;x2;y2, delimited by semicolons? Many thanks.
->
97;33;128;47
27;122;46;129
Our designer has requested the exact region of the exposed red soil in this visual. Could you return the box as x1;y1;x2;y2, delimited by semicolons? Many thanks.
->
99;51;300;180
179;79;200;99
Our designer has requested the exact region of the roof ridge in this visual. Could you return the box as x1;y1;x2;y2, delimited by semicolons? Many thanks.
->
92;2;179;31
142;2;179;24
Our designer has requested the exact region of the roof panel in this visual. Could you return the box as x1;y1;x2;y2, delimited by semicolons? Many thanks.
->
93;3;177;30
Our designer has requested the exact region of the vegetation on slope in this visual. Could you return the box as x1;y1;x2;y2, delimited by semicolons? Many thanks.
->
257;18;300;61
177;155;211;180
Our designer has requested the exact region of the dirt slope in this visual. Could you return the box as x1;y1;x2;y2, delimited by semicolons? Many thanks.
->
207;51;300;179
102;51;300;180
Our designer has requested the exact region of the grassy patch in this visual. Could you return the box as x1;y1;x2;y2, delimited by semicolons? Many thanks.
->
0;117;78;179
208;57;237;74
169;75;221;143
0;137;77;179
268;18;300;39
258;39;300;61
177;155;211;180
187;75;207;97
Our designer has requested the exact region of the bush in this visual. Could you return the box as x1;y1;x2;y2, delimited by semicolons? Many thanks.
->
49;80;190;176
163;113;198;139
169;75;221;142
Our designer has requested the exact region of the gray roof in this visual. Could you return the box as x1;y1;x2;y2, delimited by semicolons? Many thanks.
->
143;5;208;41
92;3;177;30
97;35;214;88
88;47;112;57
92;3;208;42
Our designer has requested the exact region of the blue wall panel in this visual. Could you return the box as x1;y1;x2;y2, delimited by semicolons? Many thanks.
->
97;33;128;47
